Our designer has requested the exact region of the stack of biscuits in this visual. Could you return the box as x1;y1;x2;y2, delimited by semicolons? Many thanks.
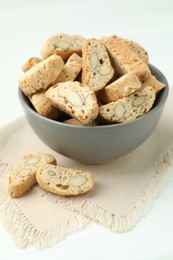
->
18;33;165;126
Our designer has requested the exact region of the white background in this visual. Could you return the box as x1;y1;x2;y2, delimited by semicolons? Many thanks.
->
0;0;173;259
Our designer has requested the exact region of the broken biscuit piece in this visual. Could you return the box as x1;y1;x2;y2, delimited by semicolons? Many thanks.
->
98;72;141;103
82;38;114;91
8;153;57;198
36;164;94;196
46;81;99;125
142;75;165;92
99;86;156;123
29;89;60;119
22;57;42;72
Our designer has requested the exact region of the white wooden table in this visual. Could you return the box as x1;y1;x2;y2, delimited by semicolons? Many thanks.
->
0;1;173;259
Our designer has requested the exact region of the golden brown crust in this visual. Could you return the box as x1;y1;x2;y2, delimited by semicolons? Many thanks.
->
98;72;141;103
142;75;165;92
18;54;64;96
53;53;82;84
122;38;149;64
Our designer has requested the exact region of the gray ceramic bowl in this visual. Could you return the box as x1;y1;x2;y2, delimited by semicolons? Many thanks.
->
18;64;169;164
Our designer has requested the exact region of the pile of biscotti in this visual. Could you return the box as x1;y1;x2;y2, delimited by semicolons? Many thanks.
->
18;33;165;126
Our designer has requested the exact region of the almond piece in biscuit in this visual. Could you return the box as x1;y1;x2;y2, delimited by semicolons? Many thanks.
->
101;35;151;81
82;38;114;91
46;81;99;125
36;164;94;196
98;72;141;103
18;54;64;96
8;153;57;198
99;86;156;123
41;33;85;60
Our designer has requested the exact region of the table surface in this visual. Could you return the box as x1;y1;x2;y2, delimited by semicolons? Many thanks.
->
0;0;173;259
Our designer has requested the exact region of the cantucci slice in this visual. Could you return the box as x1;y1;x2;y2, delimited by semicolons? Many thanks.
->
82;38;114;91
36;164;94;196
46;81;99;125
8;153;57;198
41;33;85;60
18;54;64;96
99;86;156;123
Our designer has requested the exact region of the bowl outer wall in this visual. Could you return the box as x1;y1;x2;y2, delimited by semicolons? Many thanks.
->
18;64;169;164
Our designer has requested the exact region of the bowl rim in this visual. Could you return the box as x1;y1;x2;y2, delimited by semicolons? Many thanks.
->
18;64;169;130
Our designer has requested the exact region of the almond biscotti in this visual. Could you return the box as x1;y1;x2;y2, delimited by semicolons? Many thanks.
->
8;153;57;198
101;35;151;81
46;81;99;125
36;164;94;196
41;33;85;60
53;53;82;84
98;72;141;103
82;38;114;91
18;54;64;96
29;89;60;119
99;86;156;123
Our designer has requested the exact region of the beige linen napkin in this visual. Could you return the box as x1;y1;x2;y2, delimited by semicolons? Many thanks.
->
0;89;173;248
